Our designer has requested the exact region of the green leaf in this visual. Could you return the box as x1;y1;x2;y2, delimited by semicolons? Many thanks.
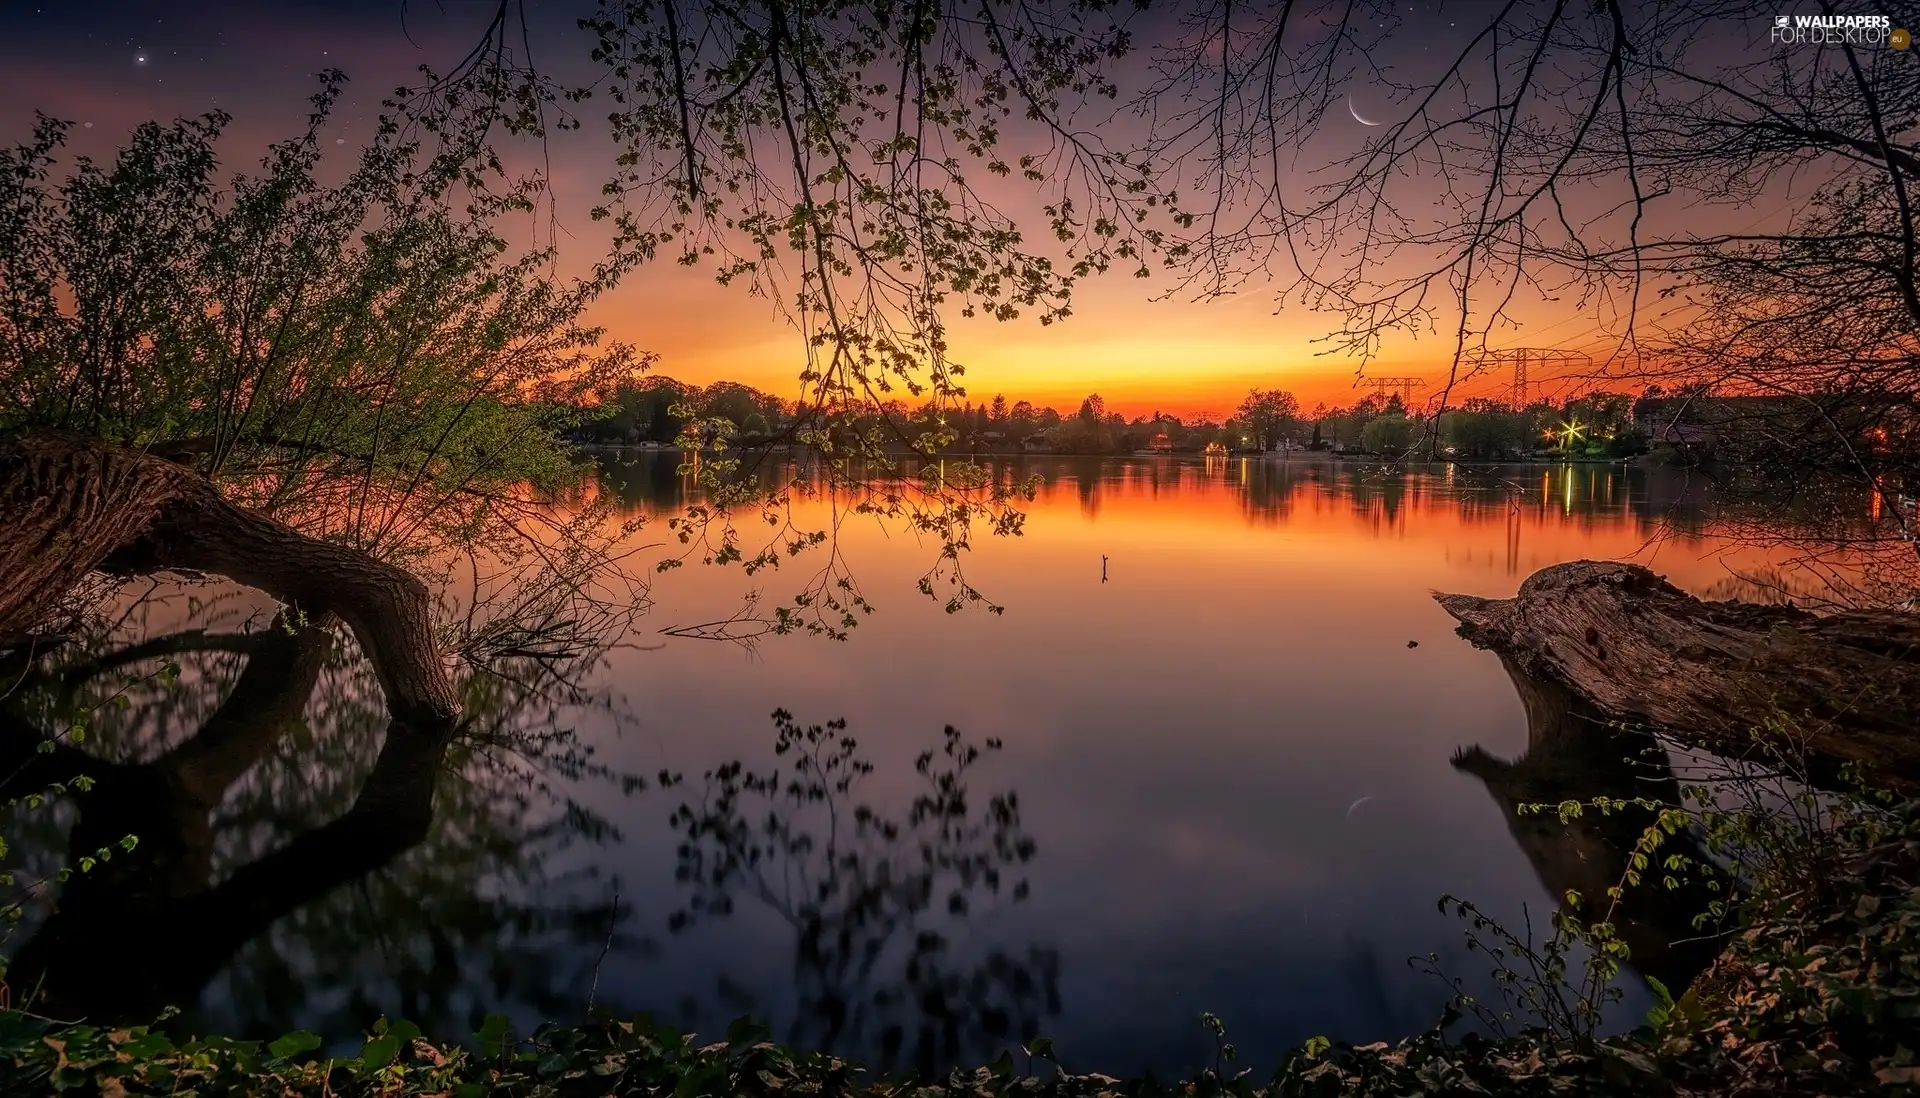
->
476;1013;511;1058
0;1013;50;1056
725;1016;766;1046
268;1031;322;1060
385;1019;421;1044
1645;976;1675;1027
360;1035;400;1070
118;1032;174;1060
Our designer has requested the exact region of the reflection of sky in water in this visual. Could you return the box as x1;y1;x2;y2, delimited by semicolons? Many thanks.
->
27;456;1858;1078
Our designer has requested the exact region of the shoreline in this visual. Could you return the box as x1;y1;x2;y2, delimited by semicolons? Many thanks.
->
573;442;1638;466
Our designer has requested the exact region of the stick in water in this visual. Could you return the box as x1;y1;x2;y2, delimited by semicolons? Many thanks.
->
586;884;621;1013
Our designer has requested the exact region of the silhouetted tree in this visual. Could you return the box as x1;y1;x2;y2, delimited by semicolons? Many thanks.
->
1235;389;1302;451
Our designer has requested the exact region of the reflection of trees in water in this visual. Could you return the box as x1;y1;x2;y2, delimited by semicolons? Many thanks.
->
1074;459;1102;519
1347;468;1414;531
1451;656;1723;997
1608;466;1910;605
1691;473;1906;609
666;710;1055;1079
599;454;695;515
0;588;632;1038
591;452;1879;567
1235;463;1435;530
1237;462;1302;525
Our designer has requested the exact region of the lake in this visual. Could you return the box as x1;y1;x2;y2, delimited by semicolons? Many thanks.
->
0;454;1855;1079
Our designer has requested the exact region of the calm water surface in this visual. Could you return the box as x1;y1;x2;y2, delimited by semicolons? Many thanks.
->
4;456;1845;1078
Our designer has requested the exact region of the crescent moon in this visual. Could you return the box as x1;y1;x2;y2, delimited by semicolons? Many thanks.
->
1347;97;1382;127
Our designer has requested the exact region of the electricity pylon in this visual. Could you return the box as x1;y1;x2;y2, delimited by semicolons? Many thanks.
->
1357;377;1427;406
1465;349;1591;408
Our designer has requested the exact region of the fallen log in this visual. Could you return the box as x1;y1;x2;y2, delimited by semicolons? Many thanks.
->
1436;561;1920;792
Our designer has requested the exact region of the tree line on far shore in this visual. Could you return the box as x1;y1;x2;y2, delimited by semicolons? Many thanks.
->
570;376;1657;460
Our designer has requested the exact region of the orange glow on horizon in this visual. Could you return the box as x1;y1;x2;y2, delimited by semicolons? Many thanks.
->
596;247;1610;419
568;153;1640;417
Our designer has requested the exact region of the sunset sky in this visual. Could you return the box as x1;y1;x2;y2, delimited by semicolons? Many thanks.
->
0;1;1695;417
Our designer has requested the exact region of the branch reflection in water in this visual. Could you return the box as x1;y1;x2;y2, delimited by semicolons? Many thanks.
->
0;584;636;1039
0;590;1056;1078
664;710;1056;1079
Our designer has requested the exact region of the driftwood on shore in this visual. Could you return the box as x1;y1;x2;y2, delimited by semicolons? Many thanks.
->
1436;561;1920;792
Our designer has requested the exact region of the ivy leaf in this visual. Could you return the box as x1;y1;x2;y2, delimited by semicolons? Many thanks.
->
359;1035;400;1070
268;1031;322;1060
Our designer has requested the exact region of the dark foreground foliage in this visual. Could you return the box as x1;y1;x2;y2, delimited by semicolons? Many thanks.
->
1;801;1915;1097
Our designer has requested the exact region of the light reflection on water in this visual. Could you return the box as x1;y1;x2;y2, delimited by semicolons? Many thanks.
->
2;454;1868;1078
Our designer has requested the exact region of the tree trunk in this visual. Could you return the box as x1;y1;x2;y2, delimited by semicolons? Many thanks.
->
0;432;179;641
1436;561;1920;792
0;432;458;730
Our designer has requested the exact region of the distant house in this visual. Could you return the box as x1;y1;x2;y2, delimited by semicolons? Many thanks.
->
1020;433;1052;453
1646;420;1713;448
1633;392;1920;461
1147;432;1174;453
1635;394;1819;453
1632;395;1728;450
